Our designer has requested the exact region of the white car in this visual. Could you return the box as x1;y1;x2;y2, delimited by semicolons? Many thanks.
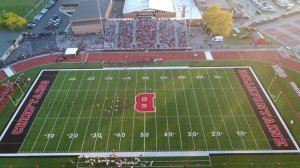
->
233;28;240;34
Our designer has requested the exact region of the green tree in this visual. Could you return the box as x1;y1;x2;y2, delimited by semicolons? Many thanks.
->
0;12;27;31
202;4;233;36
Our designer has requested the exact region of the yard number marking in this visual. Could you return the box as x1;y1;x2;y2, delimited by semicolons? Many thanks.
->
188;132;199;137
140;132;149;138
105;76;113;80
164;132;175;137
114;132;125;138
123;76;131;80
177;76;186;80
87;77;95;81
211;131;223;137
68;77;76;81
236;131;247;137
142;76;149;80
68;133;78;139
160;76;167;80
196;75;205;79
91;133;103;139
44;134;55;139
214;75;222;79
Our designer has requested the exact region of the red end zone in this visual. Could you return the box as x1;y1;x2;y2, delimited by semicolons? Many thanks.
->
135;93;156;113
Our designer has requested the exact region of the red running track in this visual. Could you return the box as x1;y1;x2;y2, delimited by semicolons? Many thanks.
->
0;70;7;82
3;50;300;78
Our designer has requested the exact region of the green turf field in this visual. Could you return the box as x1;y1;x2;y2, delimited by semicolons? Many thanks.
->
0;62;300;167
13;66;284;154
0;0;47;18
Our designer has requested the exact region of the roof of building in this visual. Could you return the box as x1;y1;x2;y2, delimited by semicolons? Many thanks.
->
70;0;111;21
123;0;175;14
61;0;80;5
71;20;102;26
194;0;231;10
0;31;20;59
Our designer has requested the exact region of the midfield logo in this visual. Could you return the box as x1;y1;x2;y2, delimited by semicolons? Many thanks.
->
135;93;156;113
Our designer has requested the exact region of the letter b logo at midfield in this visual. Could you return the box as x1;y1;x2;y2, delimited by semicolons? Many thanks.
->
135;93;156;113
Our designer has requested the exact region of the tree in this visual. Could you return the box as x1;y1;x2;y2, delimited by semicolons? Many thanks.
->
202;4;233;37
0;12;27;31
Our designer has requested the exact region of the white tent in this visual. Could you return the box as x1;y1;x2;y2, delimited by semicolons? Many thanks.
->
64;48;78;57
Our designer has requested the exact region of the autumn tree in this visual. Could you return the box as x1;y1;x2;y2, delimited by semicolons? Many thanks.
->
0;12;27;31
202;4;233;36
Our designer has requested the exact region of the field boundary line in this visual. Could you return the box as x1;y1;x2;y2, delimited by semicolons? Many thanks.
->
249;67;300;151
1;149;300;157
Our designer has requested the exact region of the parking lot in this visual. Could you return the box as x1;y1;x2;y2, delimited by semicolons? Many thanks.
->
27;0;70;33
257;14;300;52
235;0;300;27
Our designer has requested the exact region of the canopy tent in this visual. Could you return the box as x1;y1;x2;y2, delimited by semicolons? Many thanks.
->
64;48;78;57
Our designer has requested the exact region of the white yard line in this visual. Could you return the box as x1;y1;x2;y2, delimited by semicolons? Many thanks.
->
187;69;208;150
92;71;113;152
170;69;183;150
80;71;104;152
55;72;87;152
154;70;158;151
195;69;221;150
224;69;260;150
144;68;147;152
68;72;96;152
214;69;246;150
179;69;195;150
29;71;67;152
42;71;79;152
130;70;138;151
118;70;130;151
206;69;234;150
105;70;121;152
162;70;171;150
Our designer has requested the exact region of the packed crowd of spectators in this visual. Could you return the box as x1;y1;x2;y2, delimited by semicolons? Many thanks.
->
159;20;176;48
136;20;157;49
177;22;189;47
1;19;189;68
117;20;134;49
104;21;117;49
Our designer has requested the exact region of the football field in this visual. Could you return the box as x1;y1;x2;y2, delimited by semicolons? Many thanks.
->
0;66;297;156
